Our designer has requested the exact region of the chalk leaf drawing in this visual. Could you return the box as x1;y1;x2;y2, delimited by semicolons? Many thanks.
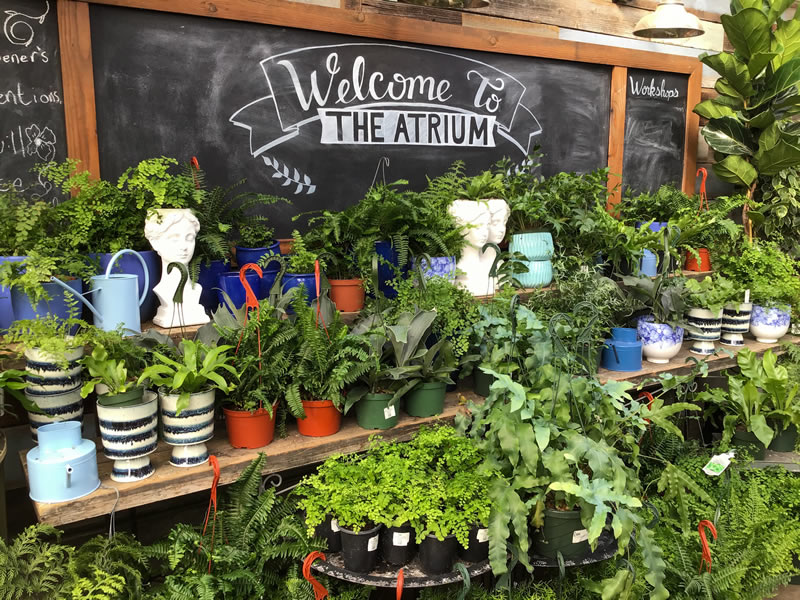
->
3;1;49;47
25;124;56;162
262;156;316;195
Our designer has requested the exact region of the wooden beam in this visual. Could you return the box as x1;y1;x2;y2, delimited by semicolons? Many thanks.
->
361;0;462;24
682;64;702;194
607;66;627;206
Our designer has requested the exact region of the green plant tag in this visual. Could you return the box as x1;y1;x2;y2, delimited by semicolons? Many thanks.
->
702;451;735;476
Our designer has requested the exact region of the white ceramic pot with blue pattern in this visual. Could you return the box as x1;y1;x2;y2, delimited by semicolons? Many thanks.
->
412;256;457;281
24;347;84;440
750;305;791;343
96;390;158;482
159;388;215;468
637;316;684;364
720;302;752;347
686;308;722;355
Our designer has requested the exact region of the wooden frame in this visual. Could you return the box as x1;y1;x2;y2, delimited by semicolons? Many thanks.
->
57;0;701;193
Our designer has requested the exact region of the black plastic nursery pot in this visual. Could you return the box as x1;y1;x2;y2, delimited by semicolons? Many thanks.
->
457;523;489;563
355;393;398;430
405;382;446;417
731;430;767;460
380;523;417;566
532;509;591;560
340;523;382;573
769;424;797;452
313;513;342;553
419;534;459;575
473;369;496;397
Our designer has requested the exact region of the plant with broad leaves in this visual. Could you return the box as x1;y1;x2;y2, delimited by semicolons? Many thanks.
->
79;343;141;399
622;273;688;328
684;275;741;313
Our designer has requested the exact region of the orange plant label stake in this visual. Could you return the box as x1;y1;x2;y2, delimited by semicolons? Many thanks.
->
302;552;329;600
698;519;717;573
200;455;221;572
397;568;405;600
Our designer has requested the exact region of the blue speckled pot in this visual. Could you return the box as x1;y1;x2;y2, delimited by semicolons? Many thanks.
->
516;259;553;288
750;305;791;343
509;232;554;261
637;316;684;364
412;256;456;281
283;273;318;305
234;241;281;268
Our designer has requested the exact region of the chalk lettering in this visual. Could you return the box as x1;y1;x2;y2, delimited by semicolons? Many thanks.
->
629;76;680;100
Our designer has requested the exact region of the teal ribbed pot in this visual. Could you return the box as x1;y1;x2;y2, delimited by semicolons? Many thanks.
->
510;232;554;261
516;259;553;288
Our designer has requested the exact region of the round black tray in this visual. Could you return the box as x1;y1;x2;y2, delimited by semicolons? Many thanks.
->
530;531;619;568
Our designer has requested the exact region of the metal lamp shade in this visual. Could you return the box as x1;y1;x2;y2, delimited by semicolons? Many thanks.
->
633;1;704;38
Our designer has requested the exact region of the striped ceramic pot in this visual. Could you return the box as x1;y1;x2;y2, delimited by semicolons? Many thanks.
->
24;347;84;440
509;232;554;261
516;259;553;288
159;388;215;467
96;390;158;482
720;302;752;347
686;308;722;356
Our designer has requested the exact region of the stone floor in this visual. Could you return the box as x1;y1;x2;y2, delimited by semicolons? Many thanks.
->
776;586;800;599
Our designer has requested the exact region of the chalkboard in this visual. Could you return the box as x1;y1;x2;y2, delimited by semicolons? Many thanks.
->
622;68;688;195
90;6;613;235
0;0;66;204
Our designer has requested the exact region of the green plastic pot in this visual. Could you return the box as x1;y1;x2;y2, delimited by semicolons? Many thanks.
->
355;393;398;430
473;369;495;397
769;424;797;453
532;509;591;560
96;386;145;407
731;430;767;460
405;381;446;417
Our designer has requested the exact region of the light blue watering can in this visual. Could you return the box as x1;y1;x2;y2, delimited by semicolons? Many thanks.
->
49;249;150;334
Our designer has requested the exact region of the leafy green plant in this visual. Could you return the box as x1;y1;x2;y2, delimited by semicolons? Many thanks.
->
0;360;27;418
138;339;238;415
0;524;72;600
458;170;504;201
4;316;91;364
753;166;800;256
684;275;741;313
79;343;142;399
67;532;149;600
117;157;204;211
622;273;688;327
0;189;49;255
617;185;697;224
286;230;320;273
715;240;800;307
0;249;94;304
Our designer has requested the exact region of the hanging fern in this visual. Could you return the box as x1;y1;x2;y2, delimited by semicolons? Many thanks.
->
0;524;72;600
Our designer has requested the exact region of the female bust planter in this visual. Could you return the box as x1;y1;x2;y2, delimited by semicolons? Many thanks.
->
144;209;210;327
449;199;509;296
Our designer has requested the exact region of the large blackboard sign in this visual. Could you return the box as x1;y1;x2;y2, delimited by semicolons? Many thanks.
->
90;6;612;235
0;0;66;204
622;68;688;195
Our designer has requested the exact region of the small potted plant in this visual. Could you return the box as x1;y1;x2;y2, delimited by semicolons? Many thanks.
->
282;231;322;305
138;339;238;467
684;276;740;356
404;337;457;417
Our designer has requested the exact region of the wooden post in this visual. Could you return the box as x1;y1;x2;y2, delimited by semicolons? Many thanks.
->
607;65;628;209
682;64;702;195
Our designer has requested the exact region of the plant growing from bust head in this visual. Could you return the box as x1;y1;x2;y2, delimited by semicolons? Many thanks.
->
692;0;800;240
117;156;204;211
0;189;49;256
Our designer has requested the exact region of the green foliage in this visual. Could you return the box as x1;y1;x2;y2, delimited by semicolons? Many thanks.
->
684;275;741;312
0;249;94;304
753;166;800;256
458;169;505;201
622;272;688;327
4;316;90;363
617;185;697;223
80;343;141;398
117;157;203;211
715;240;800;307
0;524;72;600
0;189;49;255
67;533;149;600
286;230;320;273
655;463;715;532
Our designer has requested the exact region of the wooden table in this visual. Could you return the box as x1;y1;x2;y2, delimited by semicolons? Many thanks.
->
21;391;474;526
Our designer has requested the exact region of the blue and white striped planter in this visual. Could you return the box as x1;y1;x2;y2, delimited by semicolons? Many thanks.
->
96;390;158;482
24;347;84;440
720;302;752;347
159;388;215;468
686;308;722;356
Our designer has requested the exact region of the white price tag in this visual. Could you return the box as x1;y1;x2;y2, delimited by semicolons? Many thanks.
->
476;528;489;543
367;535;379;552
703;451;735;476
330;519;340;533
393;532;411;546
383;405;396;419
572;529;589;544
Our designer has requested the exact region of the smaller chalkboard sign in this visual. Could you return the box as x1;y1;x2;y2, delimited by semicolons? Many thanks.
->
622;68;688;195
0;0;66;204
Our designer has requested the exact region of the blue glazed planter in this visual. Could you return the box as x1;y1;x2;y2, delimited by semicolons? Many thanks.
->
217;271;262;311
611;327;638;342
197;260;230;313
412;256;456;281
516;259;553;288
750;304;791;343
0;255;26;329
283;273;318;305
95;250;160;323
375;241;408;299
636;221;669;233
11;278;84;322
509;232;554;261
637;316;684;364
235;241;281;268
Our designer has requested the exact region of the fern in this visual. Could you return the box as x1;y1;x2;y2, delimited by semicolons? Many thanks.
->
70;567;126;600
66;532;148;600
0;524;72;600
656;463;715;531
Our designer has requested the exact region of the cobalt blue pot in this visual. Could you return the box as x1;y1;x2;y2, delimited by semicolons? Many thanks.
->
94;250;160;323
10;278;84;322
235;241;281;268
0;255;26;329
197;260;230;313
217;270;262;311
283;273;318;305
375;241;408;299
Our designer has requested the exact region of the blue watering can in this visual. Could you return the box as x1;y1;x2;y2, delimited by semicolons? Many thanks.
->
49;249;149;334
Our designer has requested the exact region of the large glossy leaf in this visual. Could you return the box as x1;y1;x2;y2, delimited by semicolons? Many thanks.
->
721;8;771;61
748;51;779;77
753;57;800;107
768;0;794;23
701;52;754;96
750;413;775;447
713;85;746;109
730;0;764;12
746;108;775;129
712;154;758;186
702;117;754;155
754;122;800;174
773;19;800;69
694;99;736;119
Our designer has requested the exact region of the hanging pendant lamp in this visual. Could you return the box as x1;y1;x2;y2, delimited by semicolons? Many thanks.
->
633;0;705;38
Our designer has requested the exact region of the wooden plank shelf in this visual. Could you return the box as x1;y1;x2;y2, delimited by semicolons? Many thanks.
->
746;451;800;473
20;391;475;526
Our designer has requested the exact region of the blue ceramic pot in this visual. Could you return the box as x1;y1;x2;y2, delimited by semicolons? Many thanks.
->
636;221;669;233
509;232;554;261
11;278;84;322
611;327;638;342
412;256;456;281
95;250;160;323
235;241;281;268
217;270;262;311
375;241;408;299
637;316;684;364
0;255;26;329
750;304;791;343
283;273;318;305
516;259;553;288
197;260;230;313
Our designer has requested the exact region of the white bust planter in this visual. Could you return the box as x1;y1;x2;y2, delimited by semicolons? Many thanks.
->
159;388;215;467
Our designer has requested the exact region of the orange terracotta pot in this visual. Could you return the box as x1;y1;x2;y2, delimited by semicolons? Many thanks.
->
685;249;711;272
329;278;365;312
297;399;342;437
224;404;277;449
277;238;294;255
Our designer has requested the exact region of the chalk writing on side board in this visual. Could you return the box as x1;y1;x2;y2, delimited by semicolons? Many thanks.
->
622;68;688;195
0;0;65;203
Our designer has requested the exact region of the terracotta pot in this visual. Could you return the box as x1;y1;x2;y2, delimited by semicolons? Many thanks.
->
685;249;711;272
297;399;342;437
223;404;277;449
277;238;294;255
329;279;365;312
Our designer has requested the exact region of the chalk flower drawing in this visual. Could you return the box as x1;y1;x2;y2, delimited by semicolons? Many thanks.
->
25;124;56;161
3;1;49;47
263;156;316;195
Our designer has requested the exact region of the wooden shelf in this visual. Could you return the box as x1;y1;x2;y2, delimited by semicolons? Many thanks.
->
746;450;800;473
20;391;475;526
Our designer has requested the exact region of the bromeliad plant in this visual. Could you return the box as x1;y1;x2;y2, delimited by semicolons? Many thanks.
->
138;339;238;415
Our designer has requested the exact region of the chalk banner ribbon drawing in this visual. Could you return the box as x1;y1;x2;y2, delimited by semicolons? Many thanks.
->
230;44;543;182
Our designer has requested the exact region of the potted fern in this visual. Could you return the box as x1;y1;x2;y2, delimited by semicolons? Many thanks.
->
282;231;323;306
684;276;740;356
